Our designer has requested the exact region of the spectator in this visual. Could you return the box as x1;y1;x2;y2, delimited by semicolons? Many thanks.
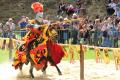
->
1;18;15;49
71;14;80;44
67;3;74;10
0;23;3;36
62;17;71;44
108;0;117;9
57;16;64;43
101;16;114;47
93;19;102;46
57;2;66;17
108;0;117;14
1;22;8;49
5;18;16;38
18;16;28;38
116;6;120;18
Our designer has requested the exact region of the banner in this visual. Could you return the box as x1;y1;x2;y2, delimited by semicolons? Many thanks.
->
69;45;75;64
95;48;102;63
113;49;120;70
103;48;110;64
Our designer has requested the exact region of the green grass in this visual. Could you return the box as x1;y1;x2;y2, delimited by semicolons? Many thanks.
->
62;46;114;61
85;49;95;59
0;49;10;63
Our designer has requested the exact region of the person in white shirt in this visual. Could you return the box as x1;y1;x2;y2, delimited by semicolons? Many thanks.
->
6;18;15;31
108;0;117;14
67;3;74;11
5;18;16;38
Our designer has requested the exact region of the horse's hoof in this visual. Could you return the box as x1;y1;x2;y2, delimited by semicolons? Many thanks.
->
30;76;35;79
31;76;35;80
59;73;62;75
25;60;29;65
20;70;23;75
42;71;46;75
32;78;35;80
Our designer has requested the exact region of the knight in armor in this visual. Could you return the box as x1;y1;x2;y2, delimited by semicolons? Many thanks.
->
12;2;65;71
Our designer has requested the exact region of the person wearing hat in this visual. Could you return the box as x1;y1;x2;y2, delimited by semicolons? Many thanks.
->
31;2;44;24
71;14;79;44
93;18;103;46
72;13;78;19
62;17;71;44
1;18;15;50
59;16;64;22
5;18;16;38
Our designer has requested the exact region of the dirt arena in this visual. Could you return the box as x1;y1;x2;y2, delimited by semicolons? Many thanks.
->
0;60;120;80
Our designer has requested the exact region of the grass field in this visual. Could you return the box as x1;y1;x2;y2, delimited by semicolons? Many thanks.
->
0;47;115;63
0;49;10;63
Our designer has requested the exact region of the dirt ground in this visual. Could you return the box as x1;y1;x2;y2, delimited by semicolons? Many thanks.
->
0;60;120;80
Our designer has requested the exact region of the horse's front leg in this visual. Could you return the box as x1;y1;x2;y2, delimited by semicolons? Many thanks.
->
48;56;62;75
42;61;47;75
19;62;24;71
18;62;24;76
54;64;62;75
38;56;48;75
29;64;34;79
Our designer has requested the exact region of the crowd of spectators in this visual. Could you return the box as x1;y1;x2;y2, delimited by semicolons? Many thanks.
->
0;18;16;38
55;0;120;48
0;16;29;39
0;0;120;48
55;13;120;48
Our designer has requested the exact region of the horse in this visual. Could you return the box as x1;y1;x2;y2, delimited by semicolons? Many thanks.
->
12;24;64;79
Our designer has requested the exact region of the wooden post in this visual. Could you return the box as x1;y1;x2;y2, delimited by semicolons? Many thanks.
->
8;38;13;60
80;44;84;80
